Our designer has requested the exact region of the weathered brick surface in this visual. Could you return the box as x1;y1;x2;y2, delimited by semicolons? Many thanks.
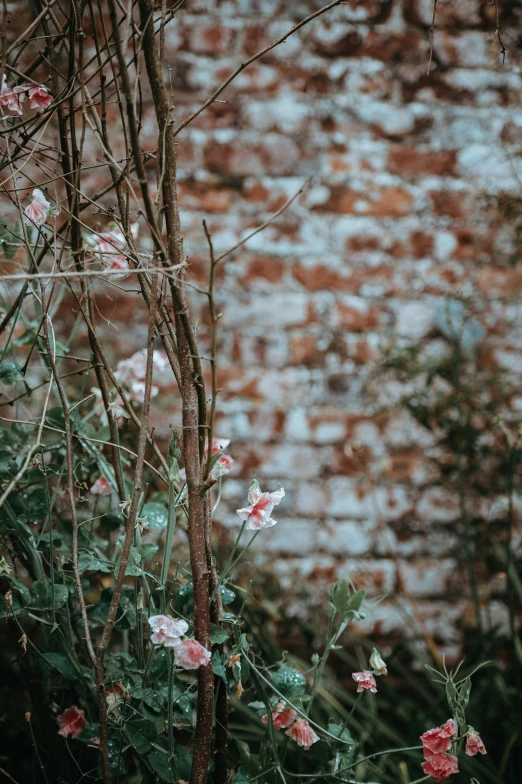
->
4;0;522;659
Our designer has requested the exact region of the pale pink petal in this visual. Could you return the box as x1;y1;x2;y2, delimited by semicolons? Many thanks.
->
24;189;50;226
465;731;486;756
285;720;320;750
57;705;89;739
352;671;377;693
420;719;457;755
90;476;112;496
28;85;53;110
262;702;297;730
421;750;459;781
173;639;211;670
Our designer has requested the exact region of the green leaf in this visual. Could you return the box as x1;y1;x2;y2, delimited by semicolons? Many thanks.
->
114;545;142;576
330;579;349;616
46;406;66;429
41;652;78;680
458;676;472;712
271;665;307;697
78;551;111;573
141;502;168;529
212;651;227;680
348;589;366;613
210;623;230;644
139;543;159;562
446;678;458;713
0;360;23;385
148;751;175;782
220;585;236;605
0;451;19;478
7;577;31;606
125;718;157;754
100;511;125;533
131;686;166;711
232;768;250;784
31;581;68;610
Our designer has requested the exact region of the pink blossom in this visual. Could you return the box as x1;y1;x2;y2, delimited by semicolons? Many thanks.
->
57;705;89;739
173;638;212;670
207;437;234;477
262;702;298;730
421;750;459;781
420;720;456;755
285;719;320;750
148;614;189;648
90;476;112;496
24;189;50;226
352;671;377;693
28;85;53;110
0;80;26;115
115;349;168;393
236;481;285;530
465;731;486;756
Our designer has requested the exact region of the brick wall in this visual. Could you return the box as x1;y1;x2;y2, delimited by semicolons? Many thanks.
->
7;0;522;659
148;0;522;659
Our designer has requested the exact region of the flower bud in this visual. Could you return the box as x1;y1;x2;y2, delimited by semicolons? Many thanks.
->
369;647;387;676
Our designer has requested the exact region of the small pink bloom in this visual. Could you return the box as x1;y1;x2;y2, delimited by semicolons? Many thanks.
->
28;85;53;110
352;671;377;693
262;702;298;730
24;188;50;226
236;481;285;530
285;719;320;750
465;731;486;756
57;705;89;739
421;750;459;781
148;614;188;648
420;720;456;755
0;82;26;115
115;349;168;389
173;638;212;670
90;475;112;496
208;438;234;477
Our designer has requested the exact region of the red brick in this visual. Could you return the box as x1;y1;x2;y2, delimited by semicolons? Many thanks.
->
238;257;286;285
313;186;414;217
388;148;457;177
178;181;235;212
292;264;354;292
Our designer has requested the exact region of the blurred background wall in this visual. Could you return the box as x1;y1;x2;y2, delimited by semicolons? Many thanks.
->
5;0;522;662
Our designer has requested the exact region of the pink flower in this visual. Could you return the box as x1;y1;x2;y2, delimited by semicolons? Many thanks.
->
420;720;456;755
57;705;89;739
236;480;285;530
421;750;459;781
24;189;50;226
90;476;112;496
465;731;486;756
115;349;168;395
148;614;189;648
28;85;53;110
207;438;234;477
173;638;212;670
285;719;320;750
262;702;298;730
0;80;26;115
352;671;377;693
